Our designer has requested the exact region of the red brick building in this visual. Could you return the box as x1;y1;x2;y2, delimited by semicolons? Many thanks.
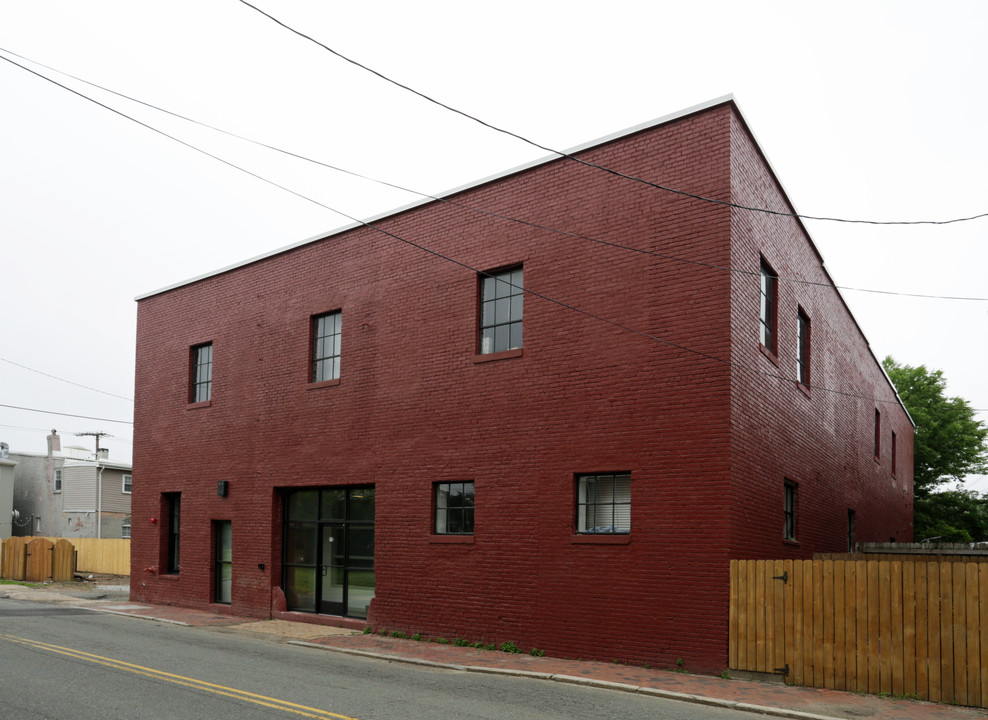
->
132;97;913;672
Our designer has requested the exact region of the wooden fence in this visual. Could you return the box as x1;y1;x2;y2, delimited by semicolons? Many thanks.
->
730;558;988;707
1;537;76;581
0;537;129;578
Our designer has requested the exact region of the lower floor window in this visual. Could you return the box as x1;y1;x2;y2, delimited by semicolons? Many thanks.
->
577;473;631;534
434;482;475;534
784;481;797;541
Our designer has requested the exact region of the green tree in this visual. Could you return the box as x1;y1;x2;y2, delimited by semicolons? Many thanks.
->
883;357;988;542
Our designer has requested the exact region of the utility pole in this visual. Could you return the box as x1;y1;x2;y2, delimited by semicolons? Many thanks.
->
76;432;111;539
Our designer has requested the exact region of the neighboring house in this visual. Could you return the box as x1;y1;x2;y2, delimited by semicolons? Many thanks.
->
7;432;132;539
0;444;14;539
132;97;913;672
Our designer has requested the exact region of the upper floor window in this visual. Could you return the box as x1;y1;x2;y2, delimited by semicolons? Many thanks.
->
759;259;778;353
891;431;897;476
797;308;810;386
53;468;62;493
784;481;797;541
874;409;881;459
577;473;631;534
122;474;133;494
190;343;213;403
311;311;342;383
434;481;475;535
480;267;523;354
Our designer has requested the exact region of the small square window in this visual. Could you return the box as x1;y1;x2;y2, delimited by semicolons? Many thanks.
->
759;259;778;353
784;481;797;541
122;474;132;494
53;468;62;493
311;311;342;382
190;343;213;403
121;524;131;539
434;482;475;534
480;267;523;354
577;473;631;534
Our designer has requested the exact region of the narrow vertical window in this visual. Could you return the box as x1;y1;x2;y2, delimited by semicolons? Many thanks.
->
797;308;810;386
784;481;797;541
847;509;856;552
577;473;631;534
480;267;523;354
891;431;897;476
166;493;181;573
122;474;132;494
311;311;342;382
190;343;213;403
874;409;881;459
434;482;475;534
759;259;778;352
215;520;232;604
53;468;62;493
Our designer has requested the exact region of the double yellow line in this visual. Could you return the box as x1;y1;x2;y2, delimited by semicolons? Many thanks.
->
1;634;359;720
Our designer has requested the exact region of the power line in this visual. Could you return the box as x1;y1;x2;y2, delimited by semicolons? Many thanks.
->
2;46;984;304
0;403;132;425
238;0;988;228
0;356;133;401
0;50;910;410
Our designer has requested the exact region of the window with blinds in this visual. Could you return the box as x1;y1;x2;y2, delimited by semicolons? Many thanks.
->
577;473;631;534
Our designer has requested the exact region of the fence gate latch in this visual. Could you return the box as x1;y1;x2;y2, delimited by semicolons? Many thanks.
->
772;570;788;584
774;663;789;676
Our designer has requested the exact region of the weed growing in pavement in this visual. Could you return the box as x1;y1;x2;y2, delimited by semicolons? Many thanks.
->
362;626;372;634
411;633;422;641
453;638;470;647
529;648;545;657
433;637;449;644
500;641;522;654
720;670;731;679
391;631;407;639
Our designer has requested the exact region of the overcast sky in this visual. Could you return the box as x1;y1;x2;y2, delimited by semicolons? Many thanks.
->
1;1;985;487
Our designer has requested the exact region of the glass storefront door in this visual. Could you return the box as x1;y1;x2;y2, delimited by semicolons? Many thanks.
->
284;487;374;619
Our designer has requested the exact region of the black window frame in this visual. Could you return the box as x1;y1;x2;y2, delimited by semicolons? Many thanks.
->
759;258;778;353
434;481;475;535
847;509;856;552
576;473;631;534
215;520;232;604
797;307;811;387
311;311;342;383
166;493;181;574
784;481;797;541
891;431;897;476
479;266;523;354
190;342;213;403
874;408;881;459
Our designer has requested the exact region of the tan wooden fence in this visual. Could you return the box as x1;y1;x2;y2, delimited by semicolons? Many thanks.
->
730;559;988;708
0;537;129;578
1;537;76;581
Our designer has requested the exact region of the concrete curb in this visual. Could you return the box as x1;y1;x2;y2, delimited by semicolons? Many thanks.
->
288;641;843;720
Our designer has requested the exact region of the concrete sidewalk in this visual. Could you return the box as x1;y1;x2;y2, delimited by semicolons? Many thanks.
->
2;582;984;720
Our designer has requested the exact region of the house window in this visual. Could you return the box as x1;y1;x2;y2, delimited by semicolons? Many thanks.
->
215;520;232;604
311;311;342;383
577;473;631;534
891;431;897;476
759;258;778;352
797;308;810;386
784;481;797;541
122;474;132;494
53;468;62;493
190;343;213;403
166;493;181;573
480;267;523;354
121;524;131;539
434;482;475;534
874;409;881;459
847;509;856;552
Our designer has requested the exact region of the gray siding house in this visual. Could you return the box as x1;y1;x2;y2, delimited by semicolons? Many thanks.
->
6;431;132;539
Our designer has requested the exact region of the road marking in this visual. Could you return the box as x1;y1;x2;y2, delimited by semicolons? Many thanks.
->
0;634;359;720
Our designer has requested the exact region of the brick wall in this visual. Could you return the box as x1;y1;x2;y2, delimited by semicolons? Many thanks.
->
131;101;912;673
